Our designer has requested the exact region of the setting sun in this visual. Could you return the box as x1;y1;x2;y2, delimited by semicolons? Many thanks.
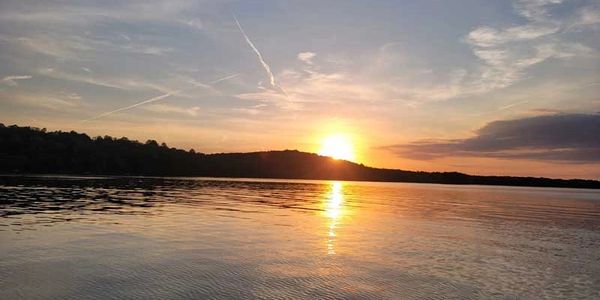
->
1;1;599;299
319;134;356;161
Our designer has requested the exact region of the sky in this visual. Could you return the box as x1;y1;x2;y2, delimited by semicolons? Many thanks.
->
0;0;599;179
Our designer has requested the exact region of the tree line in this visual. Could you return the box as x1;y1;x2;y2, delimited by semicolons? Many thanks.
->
1;123;598;189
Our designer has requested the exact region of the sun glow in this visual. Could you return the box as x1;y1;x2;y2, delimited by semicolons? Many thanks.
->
318;134;355;161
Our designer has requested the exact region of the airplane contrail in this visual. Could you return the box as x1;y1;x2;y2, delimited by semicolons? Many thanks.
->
189;73;241;89
232;14;276;87
82;90;182;122
210;73;240;84
81;73;239;122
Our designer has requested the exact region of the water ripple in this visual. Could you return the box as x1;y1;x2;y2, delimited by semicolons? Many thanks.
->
1;176;599;299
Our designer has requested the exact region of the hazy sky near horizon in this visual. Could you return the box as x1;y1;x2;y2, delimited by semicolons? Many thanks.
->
0;0;599;178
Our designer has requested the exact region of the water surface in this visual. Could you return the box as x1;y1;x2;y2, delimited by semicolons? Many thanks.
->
1;176;599;299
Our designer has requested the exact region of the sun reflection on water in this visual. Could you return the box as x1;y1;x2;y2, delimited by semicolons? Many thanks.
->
324;181;345;255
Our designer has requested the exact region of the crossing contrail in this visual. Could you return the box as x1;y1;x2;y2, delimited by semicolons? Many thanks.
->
210;73;240;84
82;91;182;122
189;73;241;90
81;73;239;122
232;14;276;87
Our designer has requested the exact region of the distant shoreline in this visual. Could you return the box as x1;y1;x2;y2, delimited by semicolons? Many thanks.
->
1;124;599;190
2;173;600;191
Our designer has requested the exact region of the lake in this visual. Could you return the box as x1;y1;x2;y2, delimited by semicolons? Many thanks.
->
1;176;599;299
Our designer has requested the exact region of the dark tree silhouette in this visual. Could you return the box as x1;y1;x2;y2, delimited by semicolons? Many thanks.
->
0;123;598;189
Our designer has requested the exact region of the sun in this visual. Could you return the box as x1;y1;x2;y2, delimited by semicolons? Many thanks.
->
318;134;355;161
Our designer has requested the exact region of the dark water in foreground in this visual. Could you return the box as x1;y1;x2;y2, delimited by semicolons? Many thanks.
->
0;176;599;300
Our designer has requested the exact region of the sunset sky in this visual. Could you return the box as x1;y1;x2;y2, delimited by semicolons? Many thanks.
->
0;0;598;179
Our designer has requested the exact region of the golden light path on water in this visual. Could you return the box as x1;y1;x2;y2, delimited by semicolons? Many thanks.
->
2;177;600;299
324;181;344;255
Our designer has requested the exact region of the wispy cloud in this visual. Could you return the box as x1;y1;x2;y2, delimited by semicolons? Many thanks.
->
37;68;181;94
183;73;240;97
497;100;529;111
210;73;240;85
0;90;82;110
82;90;182;122
0;1;197;25
298;52;316;65
38;68;124;90
514;0;565;22
1;75;32;86
0;33;174;62
144;103;200;116
82;73;239;122
367;0;599;106
463;0;597;95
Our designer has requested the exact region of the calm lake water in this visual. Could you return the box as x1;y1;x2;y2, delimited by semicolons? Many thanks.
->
1;176;599;299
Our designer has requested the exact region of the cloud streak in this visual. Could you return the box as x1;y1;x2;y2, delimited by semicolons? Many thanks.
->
82;90;182;122
382;113;600;162
82;73;239;122
144;103;200;116
210;73;240;84
233;14;276;88
1;75;32;86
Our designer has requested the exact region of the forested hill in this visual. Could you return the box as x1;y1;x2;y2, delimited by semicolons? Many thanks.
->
1;124;598;189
